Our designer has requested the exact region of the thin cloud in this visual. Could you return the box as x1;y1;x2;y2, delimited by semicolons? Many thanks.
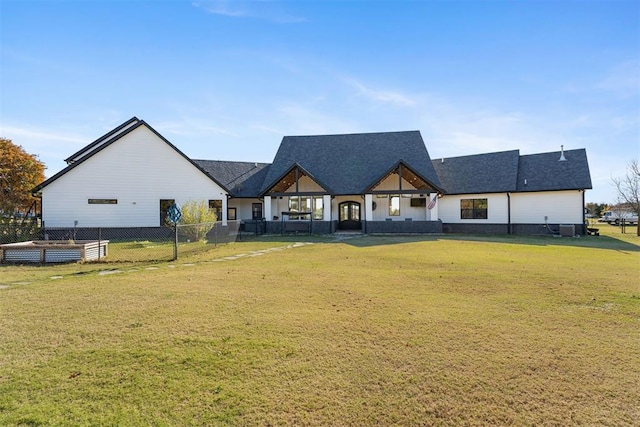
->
0;125;87;146
155;120;238;138
342;77;417;107
192;1;305;23
596;60;640;98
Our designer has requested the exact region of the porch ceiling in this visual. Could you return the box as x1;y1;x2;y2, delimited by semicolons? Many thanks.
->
270;168;307;193
373;167;438;192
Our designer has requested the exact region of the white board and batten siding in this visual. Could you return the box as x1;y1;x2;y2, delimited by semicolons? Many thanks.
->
510;191;583;224
41;125;227;228
438;194;509;224
438;191;583;224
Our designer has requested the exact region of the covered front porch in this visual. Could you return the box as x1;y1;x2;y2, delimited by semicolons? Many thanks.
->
260;161;443;234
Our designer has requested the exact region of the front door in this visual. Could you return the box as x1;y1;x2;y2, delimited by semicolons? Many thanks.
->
338;201;361;230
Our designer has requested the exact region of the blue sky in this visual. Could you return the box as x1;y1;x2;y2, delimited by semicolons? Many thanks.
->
1;0;638;203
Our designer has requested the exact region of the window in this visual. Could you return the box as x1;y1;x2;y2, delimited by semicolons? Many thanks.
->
88;199;117;204
288;196;312;220
252;203;263;220
227;207;237;221
389;195;400;216
209;199;222;221
461;198;488;219
160;199;175;226
410;197;426;207
313;197;324;220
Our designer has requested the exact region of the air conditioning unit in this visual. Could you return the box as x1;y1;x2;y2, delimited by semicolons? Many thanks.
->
559;224;575;237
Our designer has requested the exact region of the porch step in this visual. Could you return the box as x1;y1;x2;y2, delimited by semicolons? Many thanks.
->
334;230;364;236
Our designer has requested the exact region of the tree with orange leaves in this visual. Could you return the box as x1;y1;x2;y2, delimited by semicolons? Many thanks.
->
0;137;45;216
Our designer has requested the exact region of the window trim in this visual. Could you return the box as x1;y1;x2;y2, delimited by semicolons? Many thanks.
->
460;198;488;220
227;207;237;221
252;203;263;220
209;199;223;221
389;195;400;216
88;199;117;204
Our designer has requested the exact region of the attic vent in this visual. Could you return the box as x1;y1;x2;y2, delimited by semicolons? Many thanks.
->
559;145;567;161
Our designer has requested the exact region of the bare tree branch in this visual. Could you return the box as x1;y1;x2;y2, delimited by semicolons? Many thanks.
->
612;159;640;235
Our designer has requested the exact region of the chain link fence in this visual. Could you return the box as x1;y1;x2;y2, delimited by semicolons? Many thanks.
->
1;220;261;263
0;221;41;245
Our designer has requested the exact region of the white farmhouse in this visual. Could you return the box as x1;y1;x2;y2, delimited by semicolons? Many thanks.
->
34;117;592;235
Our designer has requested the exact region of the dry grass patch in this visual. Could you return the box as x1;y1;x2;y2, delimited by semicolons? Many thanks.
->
1;233;638;425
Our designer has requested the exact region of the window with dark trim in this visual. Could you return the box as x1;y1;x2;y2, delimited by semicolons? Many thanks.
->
227;207;237;221
252;203;263;220
410;197;426;207
209;199;222;221
312;197;324;220
461;198;488;219
288;196;312;220
389;195;400;216
89;199;117;204
160;199;175;226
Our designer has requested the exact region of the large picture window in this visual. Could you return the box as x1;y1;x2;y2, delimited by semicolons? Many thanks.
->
288;196;314;220
461;198;488;219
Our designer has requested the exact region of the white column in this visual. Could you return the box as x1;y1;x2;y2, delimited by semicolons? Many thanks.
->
222;196;228;225
323;195;331;221
428;193;438;221
365;194;373;222
264;196;272;221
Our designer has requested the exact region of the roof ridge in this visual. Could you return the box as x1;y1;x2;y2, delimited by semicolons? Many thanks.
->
283;130;421;138
64;116;140;163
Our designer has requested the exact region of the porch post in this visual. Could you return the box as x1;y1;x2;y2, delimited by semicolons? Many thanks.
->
428;193;438;221
264;196;272;221
323;195;331;221
222;196;228;225
364;194;373;223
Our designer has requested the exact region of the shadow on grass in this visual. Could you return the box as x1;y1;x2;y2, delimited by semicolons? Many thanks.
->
334;233;640;252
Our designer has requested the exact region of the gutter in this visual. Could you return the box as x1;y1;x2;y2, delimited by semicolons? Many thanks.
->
507;192;511;235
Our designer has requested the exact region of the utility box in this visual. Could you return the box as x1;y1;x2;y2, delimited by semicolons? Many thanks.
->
559;224;575;237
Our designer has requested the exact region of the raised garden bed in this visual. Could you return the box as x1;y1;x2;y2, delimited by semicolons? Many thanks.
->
0;240;109;263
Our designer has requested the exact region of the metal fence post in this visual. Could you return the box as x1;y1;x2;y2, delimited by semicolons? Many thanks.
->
173;225;178;260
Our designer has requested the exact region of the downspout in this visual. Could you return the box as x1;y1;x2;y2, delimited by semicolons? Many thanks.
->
581;190;586;235
507;192;511;235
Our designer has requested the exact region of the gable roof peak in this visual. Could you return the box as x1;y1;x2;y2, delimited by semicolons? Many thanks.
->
65;116;141;164
263;129;441;195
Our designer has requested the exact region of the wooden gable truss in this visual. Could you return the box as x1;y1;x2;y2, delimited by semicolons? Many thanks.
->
366;161;442;195
262;163;330;196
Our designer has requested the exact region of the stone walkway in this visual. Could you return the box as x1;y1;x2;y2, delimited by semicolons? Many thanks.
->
2;242;315;287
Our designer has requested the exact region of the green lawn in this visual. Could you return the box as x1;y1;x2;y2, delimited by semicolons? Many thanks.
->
1;230;638;426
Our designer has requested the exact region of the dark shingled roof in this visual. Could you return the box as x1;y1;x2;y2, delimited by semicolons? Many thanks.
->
34;117;593;200
431;148;592;195
432;150;520;195
516;149;592;192
261;131;442;195
193;160;271;197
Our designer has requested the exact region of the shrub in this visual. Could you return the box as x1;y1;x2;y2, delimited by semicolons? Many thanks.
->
178;200;217;242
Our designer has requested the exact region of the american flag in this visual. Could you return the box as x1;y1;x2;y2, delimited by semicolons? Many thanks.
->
427;195;437;210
